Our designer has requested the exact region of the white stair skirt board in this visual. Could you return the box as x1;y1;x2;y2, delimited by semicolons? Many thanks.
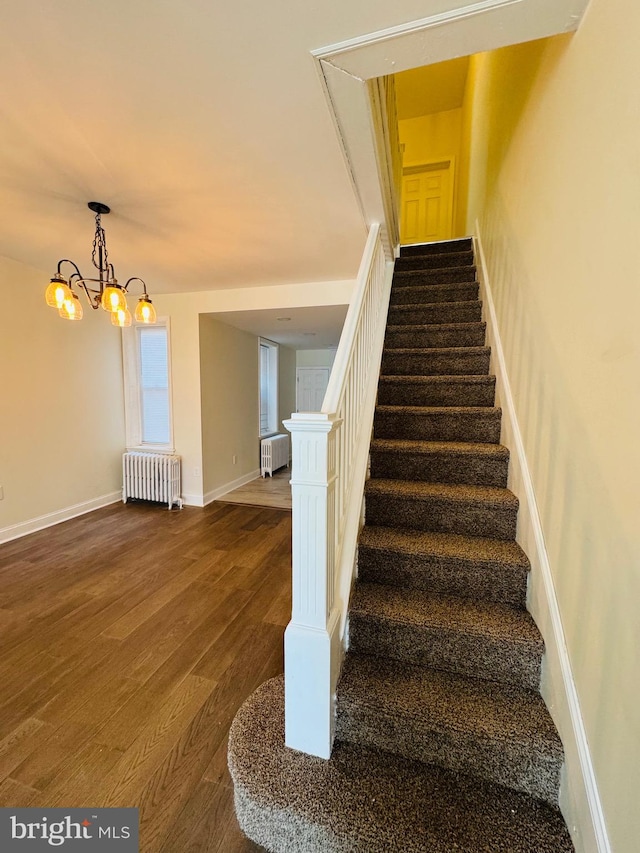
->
474;222;611;853
0;491;122;544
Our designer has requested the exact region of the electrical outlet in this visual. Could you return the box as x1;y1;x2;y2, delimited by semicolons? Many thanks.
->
232;455;237;465
0;485;4;500
193;467;200;478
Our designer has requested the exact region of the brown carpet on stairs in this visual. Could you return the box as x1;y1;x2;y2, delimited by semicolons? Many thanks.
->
228;237;574;851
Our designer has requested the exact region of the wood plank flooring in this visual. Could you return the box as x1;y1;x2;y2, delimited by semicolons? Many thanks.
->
221;468;291;510
0;500;293;852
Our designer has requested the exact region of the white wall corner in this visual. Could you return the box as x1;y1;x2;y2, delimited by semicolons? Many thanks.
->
473;222;611;853
0;492;122;545
201;468;262;507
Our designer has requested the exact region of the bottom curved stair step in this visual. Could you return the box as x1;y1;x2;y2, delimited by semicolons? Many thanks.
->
228;677;574;853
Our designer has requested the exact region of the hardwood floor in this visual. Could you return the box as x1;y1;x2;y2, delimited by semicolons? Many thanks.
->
0;500;292;851
221;468;291;511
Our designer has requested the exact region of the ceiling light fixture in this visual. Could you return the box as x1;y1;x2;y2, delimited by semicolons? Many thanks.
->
45;202;157;327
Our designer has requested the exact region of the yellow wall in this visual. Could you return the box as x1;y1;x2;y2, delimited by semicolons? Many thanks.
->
398;109;467;237
0;256;125;537
399;109;462;168
463;3;640;848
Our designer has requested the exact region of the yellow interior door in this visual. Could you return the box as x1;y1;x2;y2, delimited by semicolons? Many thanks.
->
401;162;453;244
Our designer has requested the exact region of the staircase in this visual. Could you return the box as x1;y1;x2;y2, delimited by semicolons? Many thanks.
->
228;238;574;852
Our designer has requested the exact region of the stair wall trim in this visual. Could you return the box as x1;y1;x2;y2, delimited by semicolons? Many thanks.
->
474;221;611;853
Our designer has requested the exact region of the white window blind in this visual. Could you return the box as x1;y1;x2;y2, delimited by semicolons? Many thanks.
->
260;343;271;435
259;339;278;437
139;326;170;445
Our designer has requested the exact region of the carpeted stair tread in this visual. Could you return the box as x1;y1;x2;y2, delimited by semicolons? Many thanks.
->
385;321;487;348
365;478;518;539
377;374;496;407
388;299;483;325
390;282;479;305
369;439;509;486
365;478;518;509
382;345;491;356
382;346;491;377
401;238;473;256
394;250;474;271
392;265;477;285
349;583;543;688
229;677;573;853
358;526;528;605
336;654;563;803
358;526;529;605
375;405;502;445
370;438;509;458
360;524;528;568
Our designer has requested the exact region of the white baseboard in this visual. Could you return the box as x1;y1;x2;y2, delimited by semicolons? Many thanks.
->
473;222;610;853
0;492;122;545
181;493;205;508
201;468;261;507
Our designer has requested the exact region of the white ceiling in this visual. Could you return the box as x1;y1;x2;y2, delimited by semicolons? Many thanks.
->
207;305;348;350
0;0;461;296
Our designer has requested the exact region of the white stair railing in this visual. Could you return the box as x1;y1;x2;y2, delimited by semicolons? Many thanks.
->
283;223;394;758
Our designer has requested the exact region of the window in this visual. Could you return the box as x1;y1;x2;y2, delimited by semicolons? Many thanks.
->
259;339;279;438
122;318;174;450
139;326;170;445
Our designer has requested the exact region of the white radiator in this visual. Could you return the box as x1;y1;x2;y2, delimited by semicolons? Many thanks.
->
122;452;183;509
261;434;290;478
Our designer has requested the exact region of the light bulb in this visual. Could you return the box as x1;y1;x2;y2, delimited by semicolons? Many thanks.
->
111;307;132;327
45;277;72;309
134;297;157;324
101;284;127;313
59;292;83;321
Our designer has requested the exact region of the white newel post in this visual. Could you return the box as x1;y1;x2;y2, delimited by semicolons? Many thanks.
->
283;411;342;759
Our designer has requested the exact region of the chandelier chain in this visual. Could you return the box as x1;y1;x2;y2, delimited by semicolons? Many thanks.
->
91;213;109;274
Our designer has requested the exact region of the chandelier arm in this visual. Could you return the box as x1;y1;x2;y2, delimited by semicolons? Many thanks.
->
56;258;84;279
124;277;148;295
74;278;103;309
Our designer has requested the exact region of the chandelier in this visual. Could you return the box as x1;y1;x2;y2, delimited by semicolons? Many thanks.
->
44;202;157;327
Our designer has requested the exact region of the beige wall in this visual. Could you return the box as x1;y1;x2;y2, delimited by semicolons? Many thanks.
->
153;282;352;504
199;316;260;498
0;256;125;537
278;345;297;430
463;5;640;848
296;349;337;370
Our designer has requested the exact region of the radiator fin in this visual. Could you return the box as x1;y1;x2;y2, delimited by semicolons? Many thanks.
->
123;452;183;509
261;434;290;478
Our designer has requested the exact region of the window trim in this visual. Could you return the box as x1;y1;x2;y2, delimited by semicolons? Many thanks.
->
258;337;279;439
122;317;175;452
